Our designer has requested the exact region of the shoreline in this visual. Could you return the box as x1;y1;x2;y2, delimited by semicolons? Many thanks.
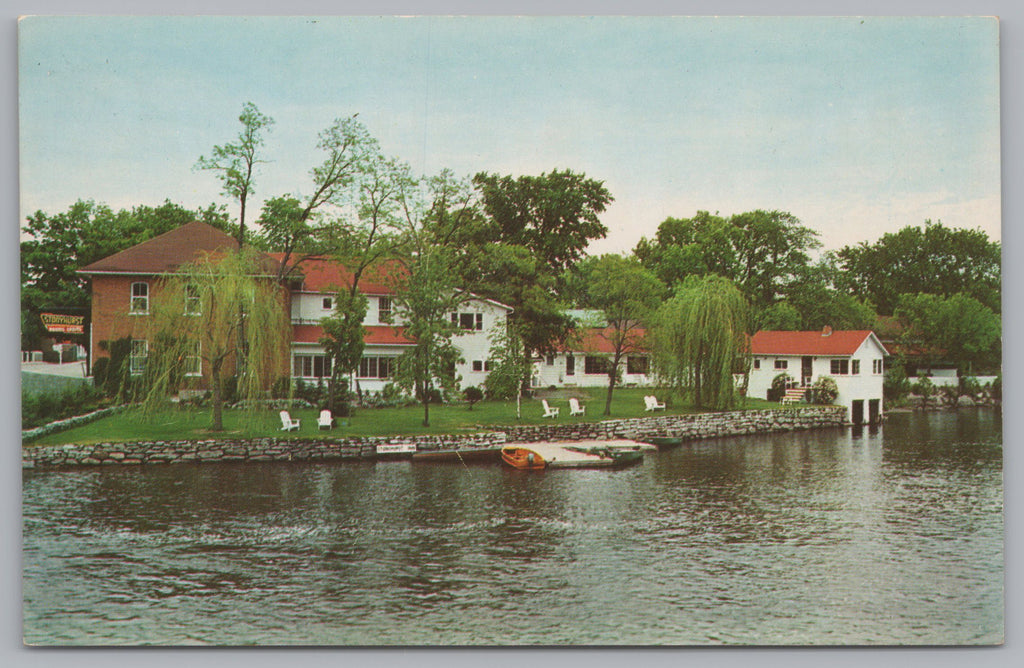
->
23;407;848;470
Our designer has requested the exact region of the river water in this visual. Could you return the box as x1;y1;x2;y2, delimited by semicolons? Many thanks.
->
22;409;1003;646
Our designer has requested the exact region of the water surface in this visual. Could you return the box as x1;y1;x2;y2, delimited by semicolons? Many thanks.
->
23;409;1003;645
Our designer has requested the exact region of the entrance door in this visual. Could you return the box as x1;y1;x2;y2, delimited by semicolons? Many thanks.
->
851;400;864;425
868;399;880;424
802;357;813;386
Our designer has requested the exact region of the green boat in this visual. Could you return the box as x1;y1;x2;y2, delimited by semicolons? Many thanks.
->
641;437;684;449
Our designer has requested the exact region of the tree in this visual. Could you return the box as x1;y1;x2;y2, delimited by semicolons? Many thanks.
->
580;255;665;416
141;248;289;431
830;220;1001;315
391;248;464;427
757;301;803;331
894;292;1001;373
439;169;612;390
635;210;820;312
652;275;750;410
318;289;368;414
195;102;275;246
485;319;531;418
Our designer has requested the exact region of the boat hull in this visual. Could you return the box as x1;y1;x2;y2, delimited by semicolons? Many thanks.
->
501;446;547;470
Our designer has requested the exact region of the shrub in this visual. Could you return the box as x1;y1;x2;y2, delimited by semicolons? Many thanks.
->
270;375;290;400
41;350;60;364
990;373;1002;401
911;376;935;401
768;373;793;402
92;357;110;388
959;376;982;398
464;386;483;410
884;364;910;402
939;384;959;405
809;376;838;405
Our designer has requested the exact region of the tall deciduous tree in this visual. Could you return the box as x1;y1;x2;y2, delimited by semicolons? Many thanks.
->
894;292;1001;373
195;102;275;246
391;248;464;427
652;275;750;410
141;248;289;431
318;289;368;414
580;255;665;416
830;220;1001;315
634;210;819;312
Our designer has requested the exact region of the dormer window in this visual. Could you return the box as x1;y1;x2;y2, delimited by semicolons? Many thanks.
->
130;282;149;314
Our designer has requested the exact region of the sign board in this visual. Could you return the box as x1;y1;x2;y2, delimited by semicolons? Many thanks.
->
40;313;85;334
375;444;417;455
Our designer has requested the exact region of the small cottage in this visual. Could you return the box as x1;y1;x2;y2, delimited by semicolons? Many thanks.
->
748;327;888;424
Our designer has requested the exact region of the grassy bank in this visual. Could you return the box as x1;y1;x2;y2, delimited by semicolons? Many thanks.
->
24;386;784;446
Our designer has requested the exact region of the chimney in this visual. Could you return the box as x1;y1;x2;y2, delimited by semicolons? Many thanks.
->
822;326;832;337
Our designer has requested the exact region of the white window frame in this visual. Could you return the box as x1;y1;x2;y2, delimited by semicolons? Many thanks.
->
774;359;788;370
378;296;392;323
293;354;332;380
130;339;148;375
851;359;861;375
184;284;201;316
184;341;202;377
130;282;149;314
873;359;884;375
322;296;333;311
358;355;395;379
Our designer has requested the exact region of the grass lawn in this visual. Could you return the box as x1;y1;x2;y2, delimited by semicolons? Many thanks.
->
24;386;785;447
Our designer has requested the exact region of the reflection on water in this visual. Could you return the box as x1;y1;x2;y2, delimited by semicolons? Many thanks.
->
23;409;1002;646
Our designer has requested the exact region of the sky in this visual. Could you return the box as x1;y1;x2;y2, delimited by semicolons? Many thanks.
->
17;15;1002;256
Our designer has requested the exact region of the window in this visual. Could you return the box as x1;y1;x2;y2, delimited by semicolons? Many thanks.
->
130;282;149;314
358;356;395;379
774;359;788;370
379;296;392;323
322;296;333;311
293;354;332;379
453;312;483;331
873;359;884;374
566;355;575;376
753;359;761;370
472;360;483;372
130;339;148;375
546;355;555;366
830;359;850;375
183;341;201;377
584;356;611;375
484;360;493;372
851;360;860;375
184;285;201;316
627;356;650;375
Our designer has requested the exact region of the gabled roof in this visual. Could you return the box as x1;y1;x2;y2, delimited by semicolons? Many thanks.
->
78;221;280;276
292;324;414;346
751;329;886;356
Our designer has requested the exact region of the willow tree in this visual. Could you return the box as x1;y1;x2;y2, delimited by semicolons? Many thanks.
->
141;248;289;431
652;275;750;410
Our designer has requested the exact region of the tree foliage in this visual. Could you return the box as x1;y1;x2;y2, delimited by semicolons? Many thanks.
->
894;292;1001;372
652;275;750;410
830;220;1001;315
318;289;368;414
140;249;290;431
195;101;275;246
635;209;820;311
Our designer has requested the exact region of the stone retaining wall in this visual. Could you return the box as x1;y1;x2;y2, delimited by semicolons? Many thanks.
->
23;406;847;470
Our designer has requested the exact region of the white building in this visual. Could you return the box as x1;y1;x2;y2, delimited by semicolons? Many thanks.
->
283;257;512;394
532;327;655;389
748;328;888;424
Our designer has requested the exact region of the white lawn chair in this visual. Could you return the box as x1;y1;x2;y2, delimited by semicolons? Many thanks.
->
644;395;666;412
279;410;301;432
317;409;334;430
541;399;560;418
569;397;586;416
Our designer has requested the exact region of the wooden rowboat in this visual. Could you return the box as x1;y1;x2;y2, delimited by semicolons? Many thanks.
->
640;437;684;449
501;446;547;470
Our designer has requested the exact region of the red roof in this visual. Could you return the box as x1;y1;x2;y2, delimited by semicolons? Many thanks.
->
557;327;648;355
272;255;405;295
292;324;414;346
79;221;279;275
751;330;882;356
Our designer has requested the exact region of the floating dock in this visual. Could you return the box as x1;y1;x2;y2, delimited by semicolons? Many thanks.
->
502;439;650;469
